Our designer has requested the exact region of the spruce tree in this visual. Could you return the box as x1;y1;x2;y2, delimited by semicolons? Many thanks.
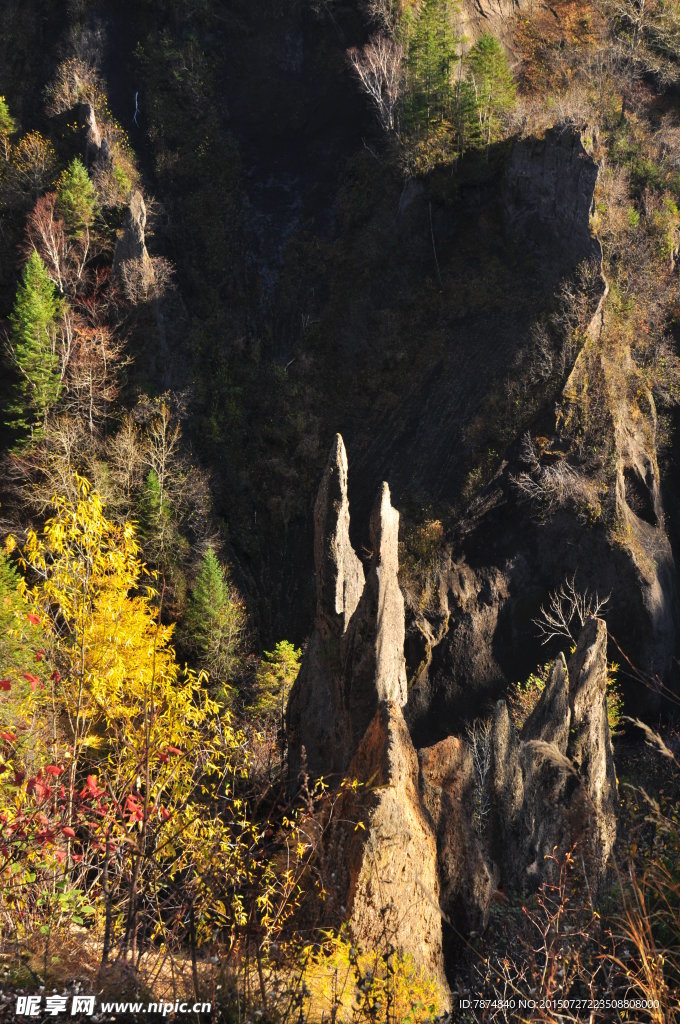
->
6;251;64;437
464;33;516;155
185;547;247;697
56;157;97;236
403;0;461;139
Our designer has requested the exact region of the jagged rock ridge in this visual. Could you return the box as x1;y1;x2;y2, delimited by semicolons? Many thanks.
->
287;435;406;781
288;435;447;996
288;437;619;996
490;617;618;891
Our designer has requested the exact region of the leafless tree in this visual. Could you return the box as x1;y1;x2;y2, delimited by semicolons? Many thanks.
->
466;718;493;836
363;0;407;32
600;0;680;84
106;413;146;510
513;459;603;524
45;57;101;115
24;193;105;295
533;574;610;646
62;317;128;434
347;34;405;134
118;255;174;305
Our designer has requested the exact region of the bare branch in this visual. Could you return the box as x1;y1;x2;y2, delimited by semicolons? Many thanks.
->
533;574;610;646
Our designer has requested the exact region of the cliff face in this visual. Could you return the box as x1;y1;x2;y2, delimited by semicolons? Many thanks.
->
503;126;602;275
403;127;677;742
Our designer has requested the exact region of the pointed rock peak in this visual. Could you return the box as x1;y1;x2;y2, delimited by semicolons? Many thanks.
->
492;698;515;753
567;616;617;880
568;616;607;712
361;480;407;709
369;481;399;571
522;652;570;747
114;191;151;271
314;434;364;634
130;190;147;231
80;102;101;149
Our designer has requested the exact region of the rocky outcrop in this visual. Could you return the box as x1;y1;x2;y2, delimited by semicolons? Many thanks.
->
490;618;618;891
114;191;151;268
287;437;406;781
113;191;157;301
287;434;364;780
504;126;601;276
567;617;618;877
419;737;497;931
407;559;511;745
288;441;621;1000
459;0;523;49
329;702;449;1001
289;437;448;998
313;432;365;640
343;482;408;751
76;102;112;169
613;381;676;688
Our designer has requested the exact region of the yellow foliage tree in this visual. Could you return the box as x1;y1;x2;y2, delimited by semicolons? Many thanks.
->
5;476;254;962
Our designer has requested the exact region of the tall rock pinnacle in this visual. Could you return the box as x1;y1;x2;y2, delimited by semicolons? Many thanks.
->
313;433;364;640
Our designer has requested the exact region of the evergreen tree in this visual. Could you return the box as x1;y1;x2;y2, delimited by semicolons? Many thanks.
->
185;547;247;698
136;468;189;613
403;0;461;139
251;640;302;724
464;33;516;155
56;157;97;235
6;251;64;436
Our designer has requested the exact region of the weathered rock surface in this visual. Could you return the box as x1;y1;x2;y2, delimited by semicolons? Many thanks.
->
407;558;511;745
74;101;113;170
459;0;523;48
328;701;449;1001
504;126;601;275
567;617;618;878
343;482;408;753
114;191;151;268
490;618;618;891
287;434;364;780
79;102;102;163
313;432;365;640
614;388;676;688
419;737;497;931
287;437;406;781
287;440;622;1001
289;438;448;997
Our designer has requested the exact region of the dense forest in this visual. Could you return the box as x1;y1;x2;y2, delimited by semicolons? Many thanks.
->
0;0;680;1021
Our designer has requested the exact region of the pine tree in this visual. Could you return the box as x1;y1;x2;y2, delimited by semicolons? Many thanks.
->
185;547;247;697
56;157;97;236
6;250;64;436
464;33;516;155
403;0;461;139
